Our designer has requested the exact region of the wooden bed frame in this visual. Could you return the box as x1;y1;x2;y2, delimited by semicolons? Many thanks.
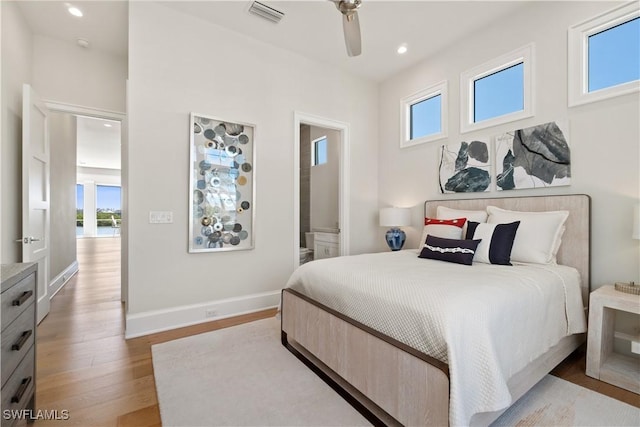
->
281;195;590;426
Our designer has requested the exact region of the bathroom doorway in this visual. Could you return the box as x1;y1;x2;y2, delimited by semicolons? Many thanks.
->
293;112;350;269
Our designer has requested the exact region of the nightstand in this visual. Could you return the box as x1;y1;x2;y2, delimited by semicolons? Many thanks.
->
586;285;640;394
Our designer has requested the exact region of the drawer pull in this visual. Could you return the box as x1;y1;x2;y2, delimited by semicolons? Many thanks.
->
12;290;33;306
11;376;32;404
12;330;33;351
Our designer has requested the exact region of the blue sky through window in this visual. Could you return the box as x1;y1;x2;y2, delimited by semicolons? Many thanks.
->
410;94;441;139
474;63;524;123
97;185;121;211
588;17;640;92
76;184;84;210
314;138;327;166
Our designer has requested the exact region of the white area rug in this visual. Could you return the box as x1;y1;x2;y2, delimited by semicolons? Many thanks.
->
152;317;370;427
493;375;639;426
152;317;640;427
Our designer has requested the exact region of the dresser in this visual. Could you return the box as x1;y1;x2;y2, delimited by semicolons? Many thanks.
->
1;263;37;426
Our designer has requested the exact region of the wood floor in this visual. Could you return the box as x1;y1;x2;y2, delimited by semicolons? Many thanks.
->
34;237;276;426
34;238;638;427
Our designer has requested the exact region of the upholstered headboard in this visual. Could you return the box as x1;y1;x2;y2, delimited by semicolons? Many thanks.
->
424;194;591;304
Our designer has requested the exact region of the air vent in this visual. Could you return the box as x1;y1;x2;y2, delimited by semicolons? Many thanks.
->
248;1;284;24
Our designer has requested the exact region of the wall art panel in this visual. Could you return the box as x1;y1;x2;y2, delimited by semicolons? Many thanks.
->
495;121;571;190
189;113;255;252
439;139;491;193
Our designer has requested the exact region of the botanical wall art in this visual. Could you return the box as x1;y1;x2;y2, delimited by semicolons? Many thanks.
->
189;114;255;252
439;139;491;193
495;121;570;190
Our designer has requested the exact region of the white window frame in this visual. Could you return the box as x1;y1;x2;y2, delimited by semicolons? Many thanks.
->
400;80;448;148
460;43;534;134
568;2;640;107
311;135;327;166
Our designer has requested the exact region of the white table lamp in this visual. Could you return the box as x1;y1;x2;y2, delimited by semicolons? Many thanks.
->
379;207;411;251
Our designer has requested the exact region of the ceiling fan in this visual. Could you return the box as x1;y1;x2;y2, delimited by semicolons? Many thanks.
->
332;0;362;57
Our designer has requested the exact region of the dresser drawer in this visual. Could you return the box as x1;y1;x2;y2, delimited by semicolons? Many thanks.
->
1;347;35;427
1;303;35;388
1;273;36;329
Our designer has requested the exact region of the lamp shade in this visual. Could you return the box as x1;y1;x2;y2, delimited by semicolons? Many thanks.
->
633;204;640;240
379;207;411;227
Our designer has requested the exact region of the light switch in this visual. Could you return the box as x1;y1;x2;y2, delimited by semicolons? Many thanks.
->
149;211;173;224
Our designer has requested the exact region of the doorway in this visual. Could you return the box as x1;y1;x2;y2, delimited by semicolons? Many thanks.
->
293;112;350;268
75;116;122;239
46;102;126;303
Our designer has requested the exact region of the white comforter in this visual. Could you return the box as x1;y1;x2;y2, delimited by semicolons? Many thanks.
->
285;250;587;426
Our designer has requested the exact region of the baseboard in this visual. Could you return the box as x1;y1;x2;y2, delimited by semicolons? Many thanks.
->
124;290;281;339
49;260;79;299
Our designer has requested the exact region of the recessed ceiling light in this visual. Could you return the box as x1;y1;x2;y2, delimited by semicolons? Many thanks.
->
104;123;113;128
397;44;408;55
67;5;83;17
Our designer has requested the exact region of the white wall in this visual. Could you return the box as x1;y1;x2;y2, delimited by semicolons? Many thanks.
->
32;35;127;112
310;126;339;231
49;112;77;278
126;2;378;329
1;1;33;264
1;2;3;263
378;1;639;286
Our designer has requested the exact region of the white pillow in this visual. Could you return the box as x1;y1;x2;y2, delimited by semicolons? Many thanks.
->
436;206;488;237
486;206;569;264
418;217;466;249
436;206;488;223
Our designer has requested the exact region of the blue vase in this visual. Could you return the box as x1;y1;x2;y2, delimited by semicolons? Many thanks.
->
385;228;406;251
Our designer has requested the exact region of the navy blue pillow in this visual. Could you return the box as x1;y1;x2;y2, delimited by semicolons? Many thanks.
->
466;221;520;265
418;235;481;266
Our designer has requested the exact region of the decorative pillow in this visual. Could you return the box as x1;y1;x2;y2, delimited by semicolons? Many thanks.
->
466;221;520;265
418;235;481;266
418;217;467;249
486;206;569;264
436;206;488;237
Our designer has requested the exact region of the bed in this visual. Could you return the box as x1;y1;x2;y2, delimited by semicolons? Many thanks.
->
281;195;590;426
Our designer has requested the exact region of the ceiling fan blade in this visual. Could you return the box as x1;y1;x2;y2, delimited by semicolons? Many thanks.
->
342;11;361;57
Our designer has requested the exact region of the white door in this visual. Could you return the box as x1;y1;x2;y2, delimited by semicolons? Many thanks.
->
21;84;50;323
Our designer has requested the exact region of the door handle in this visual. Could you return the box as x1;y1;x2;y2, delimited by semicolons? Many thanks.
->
15;237;41;244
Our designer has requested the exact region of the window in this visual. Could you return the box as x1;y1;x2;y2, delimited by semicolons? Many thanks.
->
461;44;534;133
401;80;448;148
312;137;327;166
76;184;84;237
473;63;524;122
96;185;121;236
569;2;640;106
411;95;441;139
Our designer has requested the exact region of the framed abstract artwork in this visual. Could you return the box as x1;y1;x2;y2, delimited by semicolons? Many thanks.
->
495;121;570;190
189;113;255;252
439;139;491;193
